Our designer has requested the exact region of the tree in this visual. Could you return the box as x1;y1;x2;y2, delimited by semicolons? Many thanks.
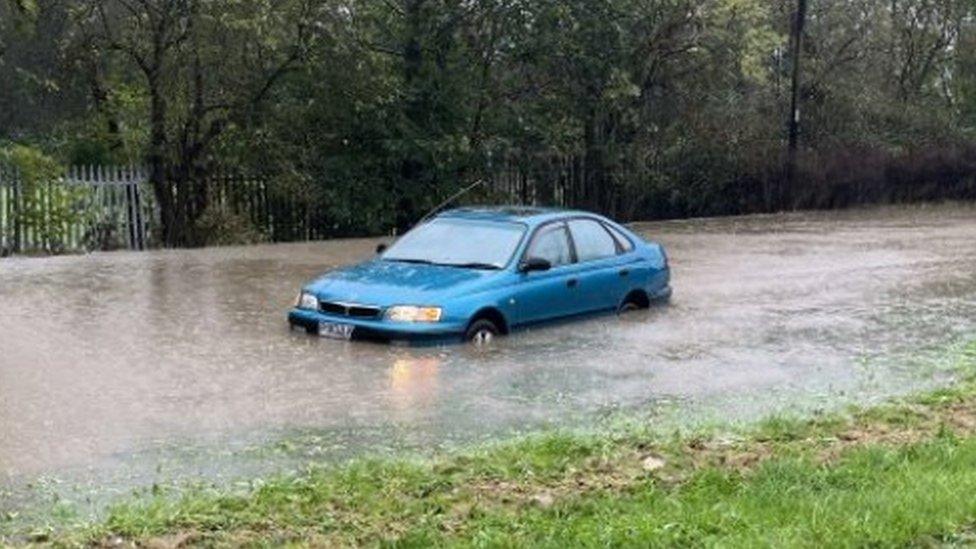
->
0;1;90;142
3;0;974;244
69;0;319;246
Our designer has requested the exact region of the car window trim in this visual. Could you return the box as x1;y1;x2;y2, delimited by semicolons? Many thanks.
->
521;215;633;268
523;220;575;268
565;217;623;263
601;221;634;253
563;222;579;264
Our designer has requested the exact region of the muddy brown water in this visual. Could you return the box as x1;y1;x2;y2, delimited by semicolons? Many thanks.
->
2;204;976;519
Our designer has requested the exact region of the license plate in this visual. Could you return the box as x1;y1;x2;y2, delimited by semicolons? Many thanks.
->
319;321;354;340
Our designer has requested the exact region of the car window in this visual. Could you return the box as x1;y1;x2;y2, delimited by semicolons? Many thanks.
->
568;219;618;261
604;223;634;252
527;224;573;267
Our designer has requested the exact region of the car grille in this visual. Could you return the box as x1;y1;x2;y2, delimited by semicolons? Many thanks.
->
319;301;382;319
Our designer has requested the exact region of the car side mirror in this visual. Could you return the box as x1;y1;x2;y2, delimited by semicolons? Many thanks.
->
375;243;388;254
519;257;552;273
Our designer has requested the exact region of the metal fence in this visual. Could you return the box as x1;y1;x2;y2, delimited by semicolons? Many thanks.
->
0;159;608;255
486;155;642;219
487;156;581;209
0;164;153;254
0;164;308;254
203;168;310;242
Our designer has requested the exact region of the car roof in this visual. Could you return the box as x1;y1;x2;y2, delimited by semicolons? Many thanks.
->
435;206;599;226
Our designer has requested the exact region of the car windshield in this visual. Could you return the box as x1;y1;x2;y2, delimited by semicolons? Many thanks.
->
382;218;526;269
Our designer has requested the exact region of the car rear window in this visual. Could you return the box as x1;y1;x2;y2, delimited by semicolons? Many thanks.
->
604;223;635;252
567;219;618;262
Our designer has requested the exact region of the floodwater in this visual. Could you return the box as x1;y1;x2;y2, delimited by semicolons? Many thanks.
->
2;204;976;519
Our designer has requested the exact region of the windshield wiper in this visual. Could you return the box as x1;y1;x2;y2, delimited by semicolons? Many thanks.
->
385;258;502;270
444;262;503;270
385;258;437;265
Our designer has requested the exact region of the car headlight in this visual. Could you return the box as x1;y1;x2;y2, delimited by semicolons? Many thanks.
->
386;305;442;323
296;292;319;310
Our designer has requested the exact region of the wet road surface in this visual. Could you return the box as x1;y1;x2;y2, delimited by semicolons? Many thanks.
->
2;204;976;516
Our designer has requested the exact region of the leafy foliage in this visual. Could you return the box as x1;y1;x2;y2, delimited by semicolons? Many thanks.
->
0;144;87;252
1;0;975;241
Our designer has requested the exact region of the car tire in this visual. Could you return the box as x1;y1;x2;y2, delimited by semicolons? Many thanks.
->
618;301;641;314
618;293;648;314
465;319;499;345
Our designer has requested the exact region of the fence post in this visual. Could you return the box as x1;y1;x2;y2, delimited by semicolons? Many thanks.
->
123;166;136;250
0;165;6;254
140;165;151;249
45;176;52;252
131;165;145;251
0;164;5;254
137;167;145;250
12;166;21;254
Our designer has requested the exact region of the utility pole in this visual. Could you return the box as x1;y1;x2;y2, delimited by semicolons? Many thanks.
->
785;0;808;207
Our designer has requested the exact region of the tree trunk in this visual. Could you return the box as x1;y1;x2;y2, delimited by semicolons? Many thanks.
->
785;0;807;209
583;109;606;213
87;59;123;153
396;0;427;231
147;80;176;247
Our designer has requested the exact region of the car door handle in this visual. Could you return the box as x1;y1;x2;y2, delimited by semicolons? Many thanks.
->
567;278;578;288
619;269;630;277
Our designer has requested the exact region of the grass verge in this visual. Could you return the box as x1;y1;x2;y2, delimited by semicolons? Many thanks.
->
21;341;976;547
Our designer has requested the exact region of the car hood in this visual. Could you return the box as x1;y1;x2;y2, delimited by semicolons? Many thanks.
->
305;260;496;306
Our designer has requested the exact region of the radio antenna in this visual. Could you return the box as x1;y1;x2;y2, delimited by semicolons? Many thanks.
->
416;179;487;226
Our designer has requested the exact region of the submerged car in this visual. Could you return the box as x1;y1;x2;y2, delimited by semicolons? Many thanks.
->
288;207;671;344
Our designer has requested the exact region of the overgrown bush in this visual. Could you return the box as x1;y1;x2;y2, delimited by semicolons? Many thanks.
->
0;144;87;253
193;207;267;247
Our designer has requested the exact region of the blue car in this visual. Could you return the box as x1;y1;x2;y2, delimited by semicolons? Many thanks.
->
288;207;671;344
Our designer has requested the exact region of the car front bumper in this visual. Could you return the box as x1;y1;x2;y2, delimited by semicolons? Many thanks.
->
287;308;466;343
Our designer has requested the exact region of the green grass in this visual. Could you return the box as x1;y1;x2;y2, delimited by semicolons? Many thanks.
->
59;426;976;548
449;436;976;547
17;341;976;547
58;401;976;546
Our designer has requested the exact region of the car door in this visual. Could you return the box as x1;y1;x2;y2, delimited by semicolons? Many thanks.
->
512;222;583;325
566;218;629;312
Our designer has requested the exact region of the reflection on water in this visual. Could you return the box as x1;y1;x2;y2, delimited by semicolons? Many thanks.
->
2;205;976;514
388;355;442;413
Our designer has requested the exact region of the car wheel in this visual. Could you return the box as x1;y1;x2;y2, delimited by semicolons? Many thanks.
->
618;302;640;314
465;319;499;346
618;296;646;314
